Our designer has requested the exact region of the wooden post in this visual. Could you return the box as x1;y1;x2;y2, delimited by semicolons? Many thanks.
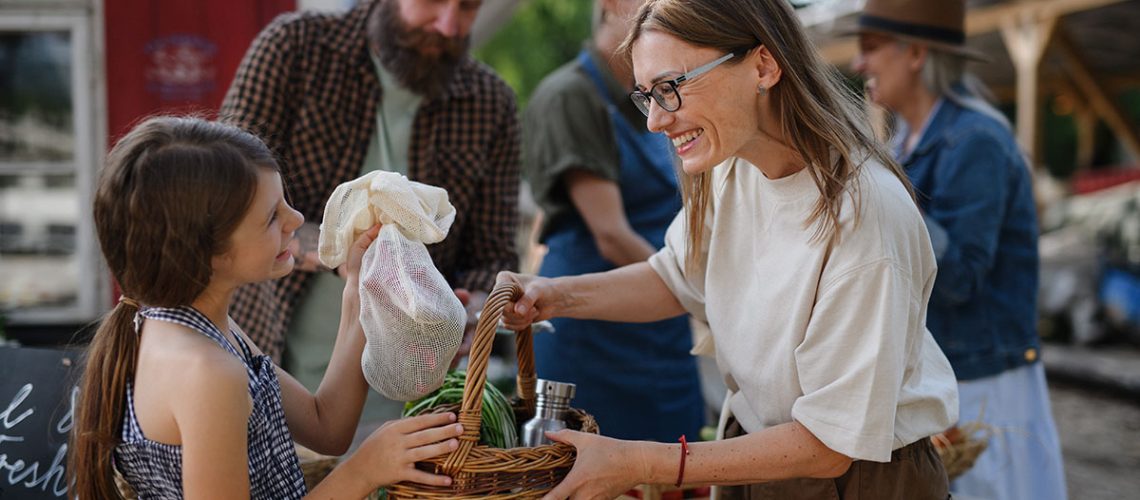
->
1074;109;1097;169
1052;28;1140;163
1000;11;1057;166
1051;78;1097;171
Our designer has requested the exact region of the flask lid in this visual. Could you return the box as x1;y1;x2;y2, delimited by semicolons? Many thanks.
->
535;378;576;400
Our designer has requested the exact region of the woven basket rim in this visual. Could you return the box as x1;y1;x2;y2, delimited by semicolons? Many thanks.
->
933;422;993;481
388;282;599;499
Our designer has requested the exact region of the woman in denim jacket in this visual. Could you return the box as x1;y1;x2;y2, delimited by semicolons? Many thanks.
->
852;1;1067;499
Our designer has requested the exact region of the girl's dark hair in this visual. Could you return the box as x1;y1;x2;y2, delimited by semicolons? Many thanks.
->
69;116;277;498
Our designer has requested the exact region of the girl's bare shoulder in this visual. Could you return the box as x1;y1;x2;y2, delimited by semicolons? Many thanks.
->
137;320;250;398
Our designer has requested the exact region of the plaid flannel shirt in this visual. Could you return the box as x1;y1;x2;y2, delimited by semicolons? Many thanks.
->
220;0;521;361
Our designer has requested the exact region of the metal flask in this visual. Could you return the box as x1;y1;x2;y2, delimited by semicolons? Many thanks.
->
520;379;576;447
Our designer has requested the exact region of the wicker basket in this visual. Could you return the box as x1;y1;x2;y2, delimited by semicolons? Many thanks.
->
387;282;599;499
114;469;137;500
932;421;992;481
296;444;339;491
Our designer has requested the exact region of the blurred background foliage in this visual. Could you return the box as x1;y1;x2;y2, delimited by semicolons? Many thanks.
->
474;0;818;109
472;0;1140;178
475;0;592;110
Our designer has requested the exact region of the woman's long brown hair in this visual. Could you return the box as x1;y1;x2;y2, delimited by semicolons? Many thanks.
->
621;0;913;272
69;116;276;498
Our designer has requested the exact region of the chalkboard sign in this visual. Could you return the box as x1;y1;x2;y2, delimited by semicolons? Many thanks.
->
0;346;81;499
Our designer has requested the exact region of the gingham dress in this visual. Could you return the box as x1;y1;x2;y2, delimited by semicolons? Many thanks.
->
113;306;306;499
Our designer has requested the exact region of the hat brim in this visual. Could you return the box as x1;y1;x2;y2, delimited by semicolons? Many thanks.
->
837;25;991;63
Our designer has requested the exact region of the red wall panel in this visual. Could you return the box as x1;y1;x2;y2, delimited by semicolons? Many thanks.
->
103;0;294;302
104;0;295;143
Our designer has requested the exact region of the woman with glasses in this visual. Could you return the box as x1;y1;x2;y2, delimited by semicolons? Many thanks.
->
497;0;958;498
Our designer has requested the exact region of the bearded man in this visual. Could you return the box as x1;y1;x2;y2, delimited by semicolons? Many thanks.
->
220;0;520;421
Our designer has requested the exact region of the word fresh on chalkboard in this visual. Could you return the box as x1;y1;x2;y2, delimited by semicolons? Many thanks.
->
0;346;81;499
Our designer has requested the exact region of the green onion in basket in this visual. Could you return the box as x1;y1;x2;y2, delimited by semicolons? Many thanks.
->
402;370;518;449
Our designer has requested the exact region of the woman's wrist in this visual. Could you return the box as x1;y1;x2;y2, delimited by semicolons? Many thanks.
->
632;440;674;485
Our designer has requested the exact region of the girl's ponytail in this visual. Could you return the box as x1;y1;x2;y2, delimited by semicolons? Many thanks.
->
69;300;140;499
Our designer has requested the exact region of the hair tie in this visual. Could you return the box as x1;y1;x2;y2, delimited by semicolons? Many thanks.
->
119;296;144;334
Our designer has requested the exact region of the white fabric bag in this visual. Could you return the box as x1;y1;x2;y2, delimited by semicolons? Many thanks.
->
319;171;465;401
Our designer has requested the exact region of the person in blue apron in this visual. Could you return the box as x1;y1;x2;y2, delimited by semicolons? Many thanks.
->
521;0;704;442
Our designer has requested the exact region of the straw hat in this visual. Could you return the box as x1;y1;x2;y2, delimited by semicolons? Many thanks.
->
847;0;988;61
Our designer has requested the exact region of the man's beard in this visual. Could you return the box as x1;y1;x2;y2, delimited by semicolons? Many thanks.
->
370;0;469;99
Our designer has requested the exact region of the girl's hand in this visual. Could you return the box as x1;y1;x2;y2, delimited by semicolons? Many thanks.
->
495;271;561;331
350;412;464;488
342;224;382;280
541;430;644;500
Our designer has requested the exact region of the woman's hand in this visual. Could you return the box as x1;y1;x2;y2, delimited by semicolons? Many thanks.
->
495;271;565;331
542;430;645;500
342;224;382;281
498;264;680;327
347;412;464;488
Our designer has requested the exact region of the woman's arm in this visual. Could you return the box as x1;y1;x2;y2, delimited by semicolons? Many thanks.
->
541;421;852;499
564;170;657;266
497;262;685;330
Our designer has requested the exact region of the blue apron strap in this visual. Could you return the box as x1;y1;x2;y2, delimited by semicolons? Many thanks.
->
577;49;678;191
577;50;615;109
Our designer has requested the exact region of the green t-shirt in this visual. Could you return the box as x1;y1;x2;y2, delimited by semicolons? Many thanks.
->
522;44;649;241
361;53;424;175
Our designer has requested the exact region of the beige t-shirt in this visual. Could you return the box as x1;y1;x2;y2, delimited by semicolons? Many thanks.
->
648;157;958;462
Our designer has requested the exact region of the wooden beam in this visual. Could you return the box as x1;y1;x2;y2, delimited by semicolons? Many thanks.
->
967;0;1123;37
1052;27;1140;162
988;73;1140;104
1001;10;1057;163
814;0;1128;66
1074;107;1098;169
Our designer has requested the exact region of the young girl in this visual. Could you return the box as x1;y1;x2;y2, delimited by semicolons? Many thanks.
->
69;116;464;499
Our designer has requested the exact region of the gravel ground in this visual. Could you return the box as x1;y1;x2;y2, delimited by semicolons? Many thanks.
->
1049;379;1140;500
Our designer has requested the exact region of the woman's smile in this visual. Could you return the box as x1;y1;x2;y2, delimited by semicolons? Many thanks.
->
671;128;705;155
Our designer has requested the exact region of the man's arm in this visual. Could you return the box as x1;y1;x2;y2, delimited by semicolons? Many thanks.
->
565;170;657;266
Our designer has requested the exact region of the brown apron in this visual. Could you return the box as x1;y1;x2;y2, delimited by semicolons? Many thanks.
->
719;419;950;500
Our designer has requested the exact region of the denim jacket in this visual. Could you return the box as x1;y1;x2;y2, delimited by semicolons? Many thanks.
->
898;98;1040;381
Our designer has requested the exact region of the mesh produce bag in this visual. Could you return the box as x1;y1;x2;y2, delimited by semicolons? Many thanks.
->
319;171;465;401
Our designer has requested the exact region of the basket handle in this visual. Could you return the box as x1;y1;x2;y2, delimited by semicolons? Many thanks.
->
441;281;534;475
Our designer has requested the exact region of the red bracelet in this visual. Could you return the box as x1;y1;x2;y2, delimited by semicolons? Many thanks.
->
675;434;690;488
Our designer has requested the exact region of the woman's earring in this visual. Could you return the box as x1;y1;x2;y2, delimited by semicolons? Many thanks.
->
757;85;768;96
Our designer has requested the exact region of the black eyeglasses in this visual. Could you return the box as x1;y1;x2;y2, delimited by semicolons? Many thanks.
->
629;52;736;117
